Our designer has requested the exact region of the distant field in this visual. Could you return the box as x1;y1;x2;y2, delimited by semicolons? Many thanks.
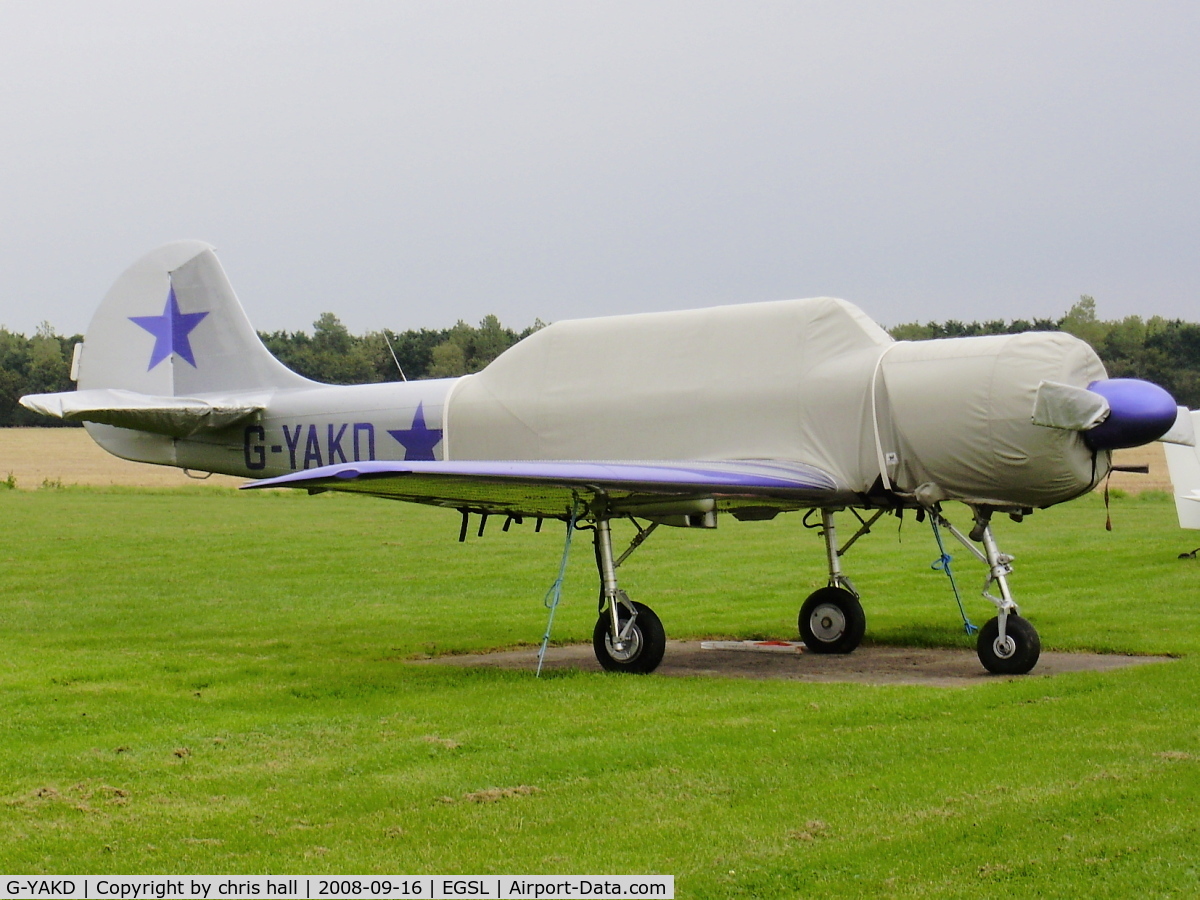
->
0;487;1197;893
0;428;244;488
0;427;1176;493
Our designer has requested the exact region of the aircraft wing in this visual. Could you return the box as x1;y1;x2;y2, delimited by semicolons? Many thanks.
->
242;458;855;521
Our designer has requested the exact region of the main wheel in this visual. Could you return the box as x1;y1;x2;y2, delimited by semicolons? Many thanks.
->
977;614;1041;675
592;600;666;674
798;587;866;654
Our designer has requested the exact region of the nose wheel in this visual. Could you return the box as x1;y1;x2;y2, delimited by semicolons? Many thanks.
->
976;614;1040;674
934;507;1043;675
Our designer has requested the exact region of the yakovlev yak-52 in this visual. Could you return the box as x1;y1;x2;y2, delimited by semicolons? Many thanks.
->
23;242;1191;675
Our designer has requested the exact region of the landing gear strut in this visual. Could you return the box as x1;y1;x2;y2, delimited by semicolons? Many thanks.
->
591;518;666;673
799;509;867;654
935;508;1041;674
967;511;1039;673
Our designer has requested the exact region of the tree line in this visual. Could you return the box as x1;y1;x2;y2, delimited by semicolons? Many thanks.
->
890;297;1200;408
257;312;545;386
0;314;543;426
3;297;1200;427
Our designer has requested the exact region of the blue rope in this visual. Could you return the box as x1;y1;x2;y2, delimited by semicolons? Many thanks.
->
536;498;582;677
930;517;979;636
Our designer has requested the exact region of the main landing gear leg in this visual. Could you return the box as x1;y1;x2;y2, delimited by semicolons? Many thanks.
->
940;509;1041;674
591;518;666;674
798;509;867;654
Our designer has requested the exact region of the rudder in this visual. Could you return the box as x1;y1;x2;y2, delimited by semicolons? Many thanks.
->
77;240;310;396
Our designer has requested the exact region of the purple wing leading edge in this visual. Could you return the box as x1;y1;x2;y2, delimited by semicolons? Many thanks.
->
241;458;854;520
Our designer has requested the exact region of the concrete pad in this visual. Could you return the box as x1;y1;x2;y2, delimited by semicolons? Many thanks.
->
415;641;1174;687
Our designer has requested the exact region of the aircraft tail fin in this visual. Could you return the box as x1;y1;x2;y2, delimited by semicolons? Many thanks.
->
72;241;310;397
20;241;309;456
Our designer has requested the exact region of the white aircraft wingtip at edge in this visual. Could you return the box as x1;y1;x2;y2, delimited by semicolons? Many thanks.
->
1163;410;1200;529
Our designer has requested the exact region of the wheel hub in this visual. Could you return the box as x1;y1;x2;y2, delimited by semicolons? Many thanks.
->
992;636;1017;659
605;624;642;662
809;604;847;642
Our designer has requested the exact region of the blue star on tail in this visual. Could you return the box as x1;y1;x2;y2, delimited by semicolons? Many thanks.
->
129;285;209;370
388;402;443;461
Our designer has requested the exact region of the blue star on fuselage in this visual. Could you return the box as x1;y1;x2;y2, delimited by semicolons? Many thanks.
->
388;402;443;461
129;286;209;370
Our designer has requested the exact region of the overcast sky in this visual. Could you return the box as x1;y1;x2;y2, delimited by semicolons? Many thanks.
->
2;1;1197;338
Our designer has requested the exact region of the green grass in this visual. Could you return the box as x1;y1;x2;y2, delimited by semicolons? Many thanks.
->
1;487;1198;896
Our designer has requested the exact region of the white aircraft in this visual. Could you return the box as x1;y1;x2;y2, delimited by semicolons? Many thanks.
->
1163;411;1200;536
22;242;1190;676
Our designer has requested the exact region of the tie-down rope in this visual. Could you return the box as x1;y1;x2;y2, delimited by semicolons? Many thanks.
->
930;516;979;636
536;497;584;677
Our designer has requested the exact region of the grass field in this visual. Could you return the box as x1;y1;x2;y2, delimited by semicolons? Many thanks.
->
0;484;1198;896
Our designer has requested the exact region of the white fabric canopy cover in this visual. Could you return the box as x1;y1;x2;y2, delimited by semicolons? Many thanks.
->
447;297;1110;508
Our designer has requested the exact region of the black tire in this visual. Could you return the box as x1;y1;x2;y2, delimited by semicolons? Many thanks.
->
976;614;1041;675
798;587;866;654
592;600;666;674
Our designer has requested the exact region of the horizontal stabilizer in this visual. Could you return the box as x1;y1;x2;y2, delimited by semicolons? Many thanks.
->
21;388;265;438
1031;381;1109;430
